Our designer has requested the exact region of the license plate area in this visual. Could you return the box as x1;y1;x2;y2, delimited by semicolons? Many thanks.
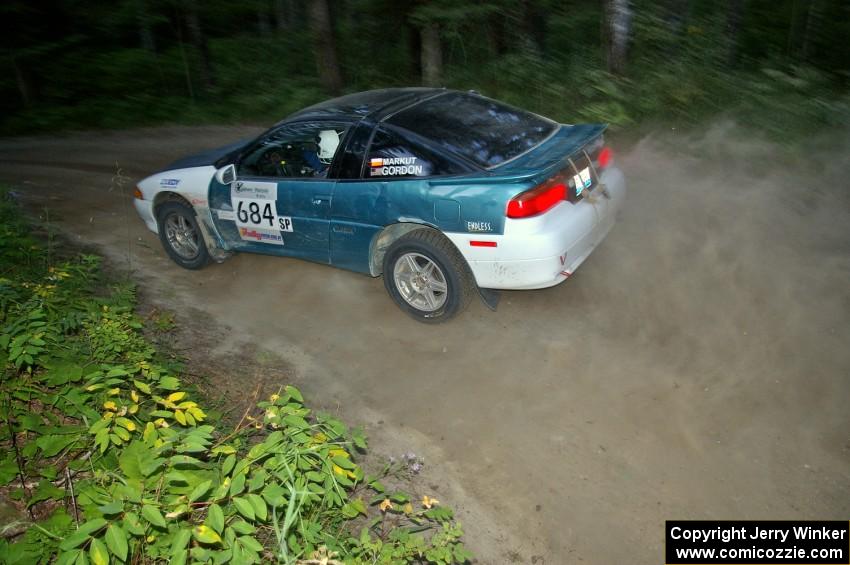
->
572;167;592;198
567;153;598;201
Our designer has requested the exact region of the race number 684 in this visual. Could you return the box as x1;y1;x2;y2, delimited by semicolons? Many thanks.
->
237;200;274;228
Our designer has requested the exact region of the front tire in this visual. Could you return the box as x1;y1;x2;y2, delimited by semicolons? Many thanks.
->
383;229;474;323
156;201;210;270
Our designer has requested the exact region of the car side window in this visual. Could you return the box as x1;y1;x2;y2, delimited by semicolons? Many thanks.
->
238;122;347;179
362;126;468;179
335;121;373;180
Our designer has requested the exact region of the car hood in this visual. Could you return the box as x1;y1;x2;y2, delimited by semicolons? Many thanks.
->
156;138;251;173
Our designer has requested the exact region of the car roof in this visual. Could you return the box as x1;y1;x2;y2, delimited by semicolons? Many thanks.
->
284;88;446;123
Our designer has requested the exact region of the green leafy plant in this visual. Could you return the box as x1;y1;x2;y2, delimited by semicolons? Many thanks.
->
0;188;472;564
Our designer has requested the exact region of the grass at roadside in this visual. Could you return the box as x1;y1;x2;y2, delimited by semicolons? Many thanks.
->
0;187;472;564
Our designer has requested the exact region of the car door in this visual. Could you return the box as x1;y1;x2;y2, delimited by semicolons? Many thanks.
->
330;124;473;273
208;121;349;263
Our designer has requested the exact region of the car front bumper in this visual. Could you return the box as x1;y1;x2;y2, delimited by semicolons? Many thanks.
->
134;198;158;233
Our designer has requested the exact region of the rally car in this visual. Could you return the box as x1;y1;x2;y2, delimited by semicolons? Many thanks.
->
134;88;625;322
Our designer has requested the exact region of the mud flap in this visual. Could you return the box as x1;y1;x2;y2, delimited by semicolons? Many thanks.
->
477;287;501;311
198;215;231;263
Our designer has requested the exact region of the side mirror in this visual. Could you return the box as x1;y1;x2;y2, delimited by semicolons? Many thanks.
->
215;164;237;185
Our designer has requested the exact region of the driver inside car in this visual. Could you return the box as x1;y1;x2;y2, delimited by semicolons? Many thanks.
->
301;129;339;178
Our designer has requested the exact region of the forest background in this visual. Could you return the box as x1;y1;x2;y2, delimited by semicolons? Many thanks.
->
2;0;849;140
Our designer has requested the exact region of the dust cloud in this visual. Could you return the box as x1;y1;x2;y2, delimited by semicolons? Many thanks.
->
586;120;850;450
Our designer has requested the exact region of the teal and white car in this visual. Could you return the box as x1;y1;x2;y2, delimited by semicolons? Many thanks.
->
134;88;625;322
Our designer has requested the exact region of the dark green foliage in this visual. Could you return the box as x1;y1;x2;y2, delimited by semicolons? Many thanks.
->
0;189;470;564
1;1;848;138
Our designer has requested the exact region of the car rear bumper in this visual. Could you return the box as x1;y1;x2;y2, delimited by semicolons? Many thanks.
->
446;166;625;290
463;216;617;289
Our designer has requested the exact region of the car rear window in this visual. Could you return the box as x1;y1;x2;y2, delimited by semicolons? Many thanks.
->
386;92;556;168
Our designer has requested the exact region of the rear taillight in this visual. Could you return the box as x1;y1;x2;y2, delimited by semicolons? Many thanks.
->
597;146;613;168
506;177;567;219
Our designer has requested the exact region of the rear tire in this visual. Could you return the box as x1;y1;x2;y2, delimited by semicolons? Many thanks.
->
156;201;210;270
382;229;474;323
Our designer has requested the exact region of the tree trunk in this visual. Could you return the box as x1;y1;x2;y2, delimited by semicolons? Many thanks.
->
420;22;442;86
662;0;690;57
724;0;743;67
520;0;545;53
605;0;632;75
801;0;822;61
10;54;32;107
274;0;291;31
257;0;272;36
136;0;156;52
172;5;195;99
399;0;421;78
408;21;422;79
488;13;507;57
184;0;215;90
309;0;343;95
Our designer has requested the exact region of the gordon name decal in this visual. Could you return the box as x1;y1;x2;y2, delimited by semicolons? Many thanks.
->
369;156;424;177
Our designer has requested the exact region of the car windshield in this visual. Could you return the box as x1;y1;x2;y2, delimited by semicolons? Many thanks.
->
386;92;556;168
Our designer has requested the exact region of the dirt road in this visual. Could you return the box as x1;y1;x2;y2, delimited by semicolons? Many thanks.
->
1;124;848;564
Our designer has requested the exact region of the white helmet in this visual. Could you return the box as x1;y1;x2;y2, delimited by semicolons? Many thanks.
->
317;130;340;164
